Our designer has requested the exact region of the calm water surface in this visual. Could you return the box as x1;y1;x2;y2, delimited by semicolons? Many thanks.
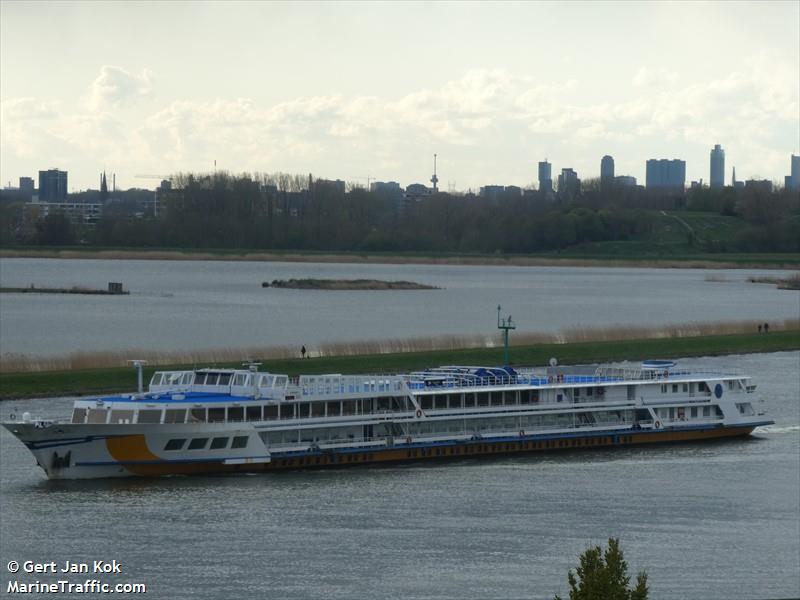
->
0;258;798;357
1;352;798;599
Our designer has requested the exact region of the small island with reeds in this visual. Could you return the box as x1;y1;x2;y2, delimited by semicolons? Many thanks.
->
748;273;800;290
262;278;440;290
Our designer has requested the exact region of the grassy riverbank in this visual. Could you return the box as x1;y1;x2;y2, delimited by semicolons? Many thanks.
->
1;330;797;400
2;246;799;269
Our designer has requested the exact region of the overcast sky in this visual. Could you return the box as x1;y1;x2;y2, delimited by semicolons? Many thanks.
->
1;1;798;192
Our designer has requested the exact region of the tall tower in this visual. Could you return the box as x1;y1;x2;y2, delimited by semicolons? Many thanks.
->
710;144;725;189
600;155;615;188
538;160;552;193
731;166;737;187
430;154;439;193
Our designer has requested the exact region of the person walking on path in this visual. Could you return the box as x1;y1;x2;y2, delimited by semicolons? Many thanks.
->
301;345;307;359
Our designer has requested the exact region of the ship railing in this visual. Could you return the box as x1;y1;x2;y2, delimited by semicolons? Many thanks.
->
592;366;743;382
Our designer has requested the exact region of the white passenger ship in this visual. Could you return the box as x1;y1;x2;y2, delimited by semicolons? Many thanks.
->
3;360;771;479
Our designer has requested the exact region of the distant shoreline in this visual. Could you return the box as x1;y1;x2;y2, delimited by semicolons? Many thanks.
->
1;248;798;269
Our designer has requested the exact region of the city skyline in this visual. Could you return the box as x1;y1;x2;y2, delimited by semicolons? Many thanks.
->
1;1;798;192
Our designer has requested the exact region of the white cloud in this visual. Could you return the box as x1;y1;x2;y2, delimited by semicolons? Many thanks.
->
1;61;797;189
87;65;153;110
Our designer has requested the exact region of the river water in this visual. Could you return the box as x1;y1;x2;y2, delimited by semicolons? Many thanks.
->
0;352;798;599
0;258;798;358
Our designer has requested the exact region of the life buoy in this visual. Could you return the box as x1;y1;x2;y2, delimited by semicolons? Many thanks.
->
654;420;662;429
415;409;422;418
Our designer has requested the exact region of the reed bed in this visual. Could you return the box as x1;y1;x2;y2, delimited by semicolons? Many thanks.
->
2;318;797;374
748;272;800;289
704;274;731;282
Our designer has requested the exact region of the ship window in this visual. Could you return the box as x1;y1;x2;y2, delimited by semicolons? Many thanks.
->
263;405;278;420
218;374;231;386
587;387;594;397
448;394;462;409
281;404;296;419
231;436;248;450
377;398;392;412
195;373;207;385
210;437;229;450
434;395;446;409
703;406;711;417
164;438;186;451
233;374;246;386
71;408;87;423
150;373;164;386
715;406;724;417
361;399;373;414
326;401;341;417
503;391;516;406
341;400;356;416
227;407;244;422
661;384;667;393
207;374;221;386
477;393;489;407
574;387;581;398
110;410;134;424
87;408;108;424
421;397;433;410
137;409;162;424
691;407;698;418
465;393;476;408
297;403;310;418
311;402;325;417
672;384;678;393
682;384;689;392
491;392;503;406
189;408;206;422
188;438;208;450
208;408;225;422
181;373;193;385
246;406;262;421
164;409;186;424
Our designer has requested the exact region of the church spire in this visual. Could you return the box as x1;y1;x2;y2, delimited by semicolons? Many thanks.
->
100;171;108;201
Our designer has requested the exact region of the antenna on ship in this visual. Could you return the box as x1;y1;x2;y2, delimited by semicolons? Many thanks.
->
496;305;516;366
127;360;148;394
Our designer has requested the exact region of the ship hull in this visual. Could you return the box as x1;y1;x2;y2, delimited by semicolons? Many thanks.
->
3;421;768;480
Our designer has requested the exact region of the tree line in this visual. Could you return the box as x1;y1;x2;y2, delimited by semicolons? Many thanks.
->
2;171;798;253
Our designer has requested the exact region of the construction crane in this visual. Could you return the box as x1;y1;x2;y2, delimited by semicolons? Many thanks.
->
347;175;375;190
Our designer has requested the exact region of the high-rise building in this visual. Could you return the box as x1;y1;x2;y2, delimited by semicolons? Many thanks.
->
557;168;580;197
38;169;68;201
710;144;725;189
19;177;34;194
600;155;615;185
790;154;800;191
538;160;552;193
645;159;685;191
